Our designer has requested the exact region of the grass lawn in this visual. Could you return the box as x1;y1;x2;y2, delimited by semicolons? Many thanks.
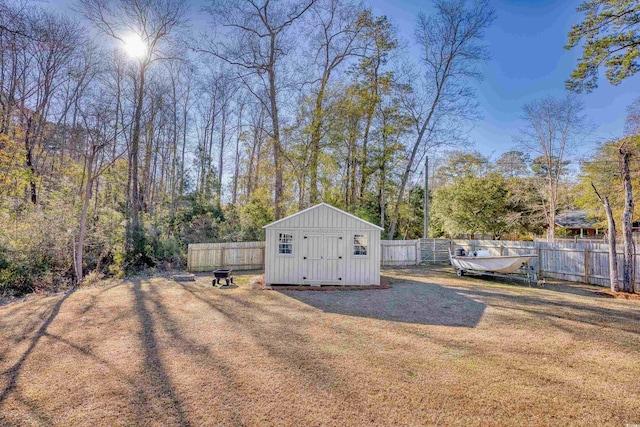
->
1;266;639;426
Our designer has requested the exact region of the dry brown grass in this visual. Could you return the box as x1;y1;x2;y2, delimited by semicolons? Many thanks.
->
1;266;639;426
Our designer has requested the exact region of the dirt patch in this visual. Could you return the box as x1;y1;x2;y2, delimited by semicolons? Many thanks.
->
250;274;268;290
595;290;640;300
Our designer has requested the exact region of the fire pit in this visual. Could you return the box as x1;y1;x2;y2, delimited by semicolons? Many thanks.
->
212;269;233;286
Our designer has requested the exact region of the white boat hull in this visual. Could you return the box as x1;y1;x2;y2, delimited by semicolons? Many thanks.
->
450;255;537;274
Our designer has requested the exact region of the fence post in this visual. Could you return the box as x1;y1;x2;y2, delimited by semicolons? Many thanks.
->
416;240;420;265
536;247;542;277
584;248;590;284
499;246;504;256
221;246;226;268
633;248;637;291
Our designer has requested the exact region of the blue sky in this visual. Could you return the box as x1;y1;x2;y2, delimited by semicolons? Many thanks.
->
369;0;640;159
47;0;640;161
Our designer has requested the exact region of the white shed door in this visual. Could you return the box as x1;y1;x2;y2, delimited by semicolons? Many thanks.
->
303;234;344;283
323;234;343;282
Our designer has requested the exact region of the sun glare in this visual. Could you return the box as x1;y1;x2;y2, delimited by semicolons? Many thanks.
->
122;34;147;58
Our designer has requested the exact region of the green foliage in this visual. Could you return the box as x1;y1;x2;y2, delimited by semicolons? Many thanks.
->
0;204;75;296
437;151;488;179
431;173;512;238
566;0;640;92
393;186;425;239
238;196;274;241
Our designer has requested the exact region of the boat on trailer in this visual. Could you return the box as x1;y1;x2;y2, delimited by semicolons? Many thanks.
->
449;248;543;286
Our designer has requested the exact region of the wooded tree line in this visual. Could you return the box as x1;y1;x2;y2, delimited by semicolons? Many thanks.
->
0;0;495;293
0;0;638;295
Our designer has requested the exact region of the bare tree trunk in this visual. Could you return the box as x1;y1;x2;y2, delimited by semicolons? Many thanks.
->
217;107;227;208
130;64;145;239
548;183;556;241
180;79;190;196
143;97;156;213
25;128;37;204
387;0;495;239
359;99;376;203
76;149;96;283
170;76;179;218
308;84;325;204
268;34;284;219
232;102;243;205
592;183;619;292
620;146;635;292
388;124;429;239
113;68;121;158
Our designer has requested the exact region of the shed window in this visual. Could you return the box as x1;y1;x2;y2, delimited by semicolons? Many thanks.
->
278;233;293;255
353;234;368;256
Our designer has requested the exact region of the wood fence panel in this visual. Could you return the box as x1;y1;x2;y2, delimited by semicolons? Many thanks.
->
188;242;265;272
381;240;420;266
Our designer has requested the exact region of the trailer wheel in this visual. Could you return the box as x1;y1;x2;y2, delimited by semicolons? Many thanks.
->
456;269;464;277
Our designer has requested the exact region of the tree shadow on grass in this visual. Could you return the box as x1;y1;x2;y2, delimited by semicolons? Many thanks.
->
277;278;486;327
453;286;640;337
0;288;74;422
131;279;190;427
174;283;350;398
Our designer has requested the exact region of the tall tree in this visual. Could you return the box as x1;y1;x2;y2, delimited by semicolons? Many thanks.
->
353;13;397;206
74;89;127;283
515;96;587;241
306;0;368;204
205;0;315;220
387;0;494;239
80;0;188;263
592;182;620;292
567;2;640;292
619;139;636;292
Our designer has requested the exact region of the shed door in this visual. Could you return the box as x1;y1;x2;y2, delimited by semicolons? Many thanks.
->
302;234;344;283
303;235;323;282
322;234;343;282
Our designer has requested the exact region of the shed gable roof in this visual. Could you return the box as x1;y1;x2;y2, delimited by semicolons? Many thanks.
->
263;203;384;231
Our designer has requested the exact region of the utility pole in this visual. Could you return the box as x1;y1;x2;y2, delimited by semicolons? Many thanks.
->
423;156;429;239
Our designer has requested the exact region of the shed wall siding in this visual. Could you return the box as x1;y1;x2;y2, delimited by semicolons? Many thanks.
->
264;205;381;286
267;204;377;230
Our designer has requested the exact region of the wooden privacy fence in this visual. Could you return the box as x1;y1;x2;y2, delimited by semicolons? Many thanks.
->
380;240;421;266
189;240;423;270
187;239;638;289
187;242;265;272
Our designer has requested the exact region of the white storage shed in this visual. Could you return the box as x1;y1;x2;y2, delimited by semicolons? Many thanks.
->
263;203;383;286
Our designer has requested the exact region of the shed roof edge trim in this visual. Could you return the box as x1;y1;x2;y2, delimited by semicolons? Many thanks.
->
262;203;384;231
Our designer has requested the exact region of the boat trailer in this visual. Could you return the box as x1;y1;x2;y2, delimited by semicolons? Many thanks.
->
449;248;544;287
